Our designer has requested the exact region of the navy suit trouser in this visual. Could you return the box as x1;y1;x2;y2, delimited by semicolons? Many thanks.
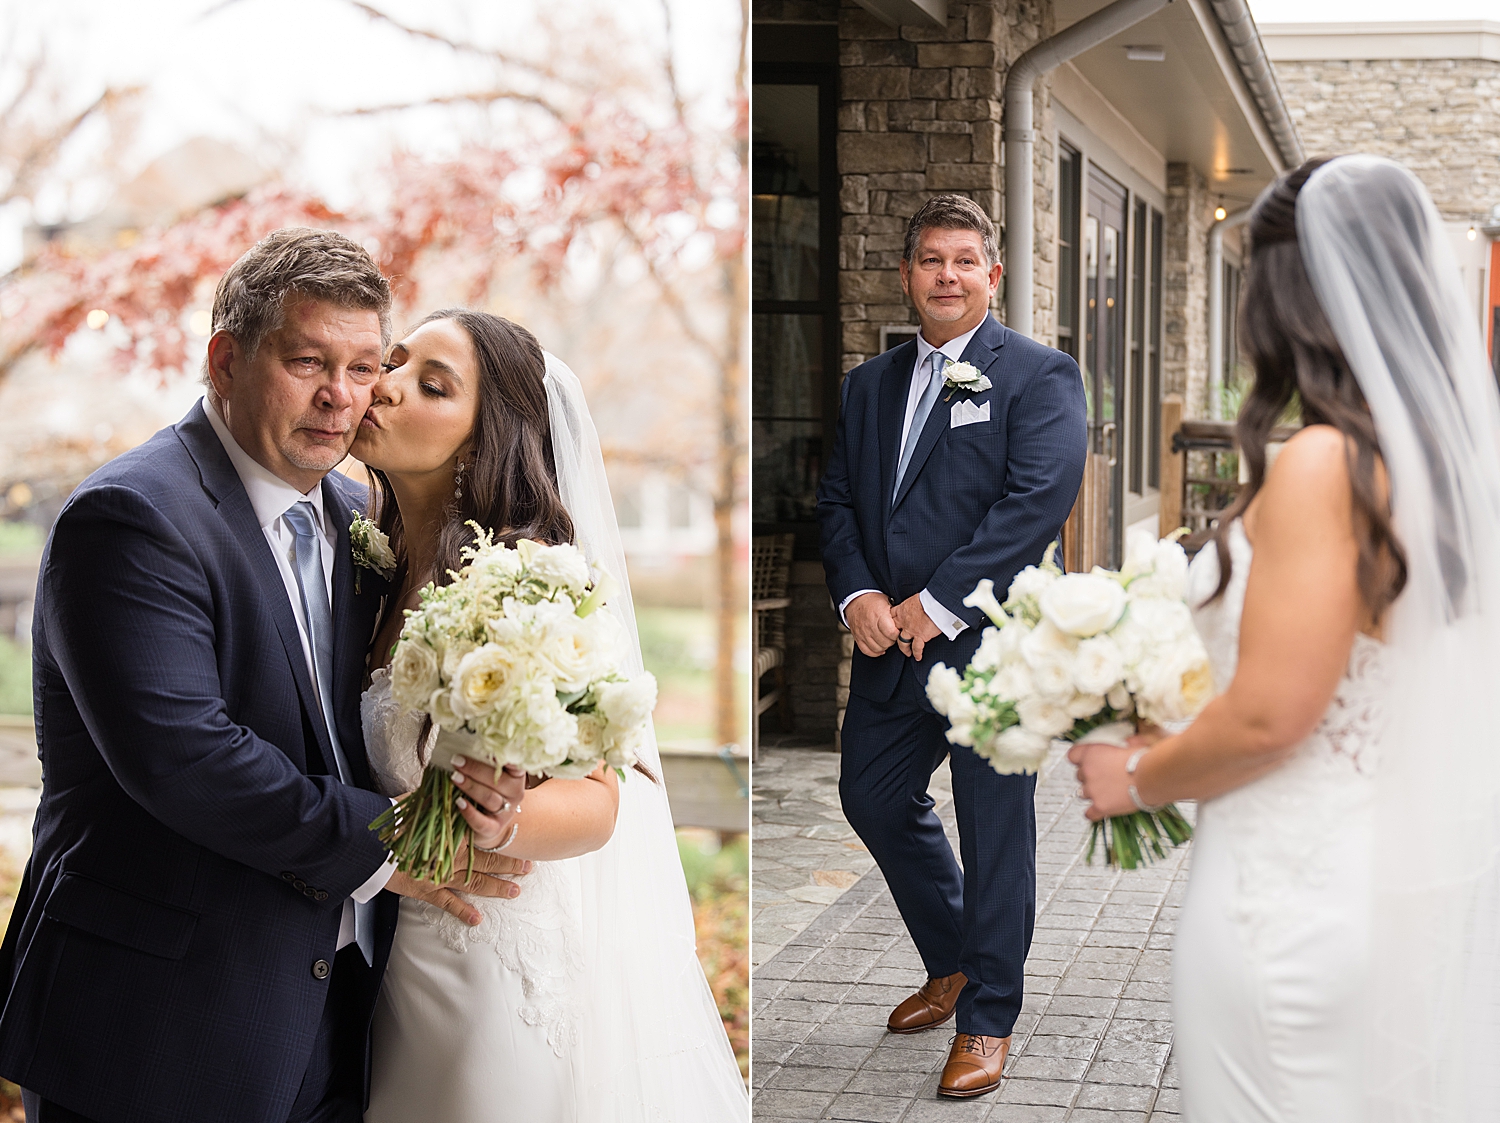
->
840;657;1037;1038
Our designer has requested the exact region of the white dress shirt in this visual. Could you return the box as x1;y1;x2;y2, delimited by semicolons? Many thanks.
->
838;323;985;642
205;400;395;947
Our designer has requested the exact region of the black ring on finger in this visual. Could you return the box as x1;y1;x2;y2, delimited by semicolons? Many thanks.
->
898;633;913;644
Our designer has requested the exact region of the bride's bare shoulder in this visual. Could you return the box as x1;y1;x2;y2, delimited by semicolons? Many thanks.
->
1244;425;1354;538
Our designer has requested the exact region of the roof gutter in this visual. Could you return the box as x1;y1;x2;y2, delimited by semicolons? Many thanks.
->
1003;0;1172;338
1206;0;1304;170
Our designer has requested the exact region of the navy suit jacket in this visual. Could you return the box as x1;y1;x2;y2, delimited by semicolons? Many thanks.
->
817;314;1088;703
0;401;399;1123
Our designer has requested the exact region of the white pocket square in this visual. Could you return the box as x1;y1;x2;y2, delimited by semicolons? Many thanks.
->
950;399;990;428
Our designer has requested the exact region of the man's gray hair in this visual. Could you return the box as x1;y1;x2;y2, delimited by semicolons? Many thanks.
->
902;194;1000;268
202;227;393;393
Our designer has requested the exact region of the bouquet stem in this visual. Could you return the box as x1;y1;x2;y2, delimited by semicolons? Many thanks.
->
1086;804;1193;870
369;764;474;886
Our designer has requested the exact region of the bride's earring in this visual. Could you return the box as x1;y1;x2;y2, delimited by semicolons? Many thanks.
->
454;458;466;502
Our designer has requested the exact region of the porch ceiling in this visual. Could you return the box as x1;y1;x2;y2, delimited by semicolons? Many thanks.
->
1054;0;1284;208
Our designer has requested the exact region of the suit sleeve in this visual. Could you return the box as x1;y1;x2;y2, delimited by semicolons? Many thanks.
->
925;351;1088;625
816;372;884;605
41;484;391;901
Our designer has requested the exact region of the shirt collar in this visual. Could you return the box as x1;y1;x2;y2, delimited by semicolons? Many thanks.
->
914;320;983;378
203;397;326;533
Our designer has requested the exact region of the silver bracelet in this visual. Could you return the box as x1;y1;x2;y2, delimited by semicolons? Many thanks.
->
1125;748;1163;814
476;822;520;854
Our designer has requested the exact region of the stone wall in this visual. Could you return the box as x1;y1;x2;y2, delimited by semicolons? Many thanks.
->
782;561;845;741
1272;58;1500;221
1162;162;1214;418
836;0;1059;369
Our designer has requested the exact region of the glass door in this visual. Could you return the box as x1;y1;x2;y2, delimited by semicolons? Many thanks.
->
1083;169;1127;568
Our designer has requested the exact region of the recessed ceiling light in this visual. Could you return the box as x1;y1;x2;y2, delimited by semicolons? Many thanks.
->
1125;45;1166;61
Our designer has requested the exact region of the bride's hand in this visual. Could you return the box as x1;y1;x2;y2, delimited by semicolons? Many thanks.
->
449;756;528;851
1067;741;1138;821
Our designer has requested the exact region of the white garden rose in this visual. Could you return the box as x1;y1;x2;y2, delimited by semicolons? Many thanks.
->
941;691;980;746
389;638;440;711
474;545;524;582
450;643;520;721
594;673;659;733
1129;539;1191;601
1016;695;1073;738
1135;649;1214;725
1125;597;1197;649
442;637;480;680
1106;682;1133;713
970;628;1007;673
987;726;1051;774
1066;692;1106;719
925;664;965;715
528;543;592;594
991;660;1035;702
1007;565;1057;603
1120;527;1158;580
1039;572;1127;637
1072;635;1126;696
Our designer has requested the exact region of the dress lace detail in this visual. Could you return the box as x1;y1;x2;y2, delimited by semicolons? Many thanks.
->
1187;521;1387;945
362;667;584;1056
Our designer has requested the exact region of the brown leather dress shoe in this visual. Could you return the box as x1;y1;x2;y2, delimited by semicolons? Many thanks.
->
938;1033;1011;1097
886;971;967;1034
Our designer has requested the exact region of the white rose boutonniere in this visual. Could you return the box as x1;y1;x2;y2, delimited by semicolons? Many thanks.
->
941;359;992;400
349;513;396;593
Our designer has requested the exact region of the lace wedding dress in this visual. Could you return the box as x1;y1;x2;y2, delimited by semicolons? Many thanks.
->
1173;520;1387;1122
361;666;586;1122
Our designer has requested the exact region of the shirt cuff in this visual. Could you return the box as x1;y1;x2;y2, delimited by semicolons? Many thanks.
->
837;589;883;628
920;588;968;640
352;855;397;902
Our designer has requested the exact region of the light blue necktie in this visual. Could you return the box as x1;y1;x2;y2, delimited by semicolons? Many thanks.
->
284;500;375;965
894;350;948;500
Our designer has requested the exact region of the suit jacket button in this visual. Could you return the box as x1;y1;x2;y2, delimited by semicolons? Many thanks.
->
282;872;295;882
312;959;331;980
315;890;329;901
303;887;317;898
293;879;307;892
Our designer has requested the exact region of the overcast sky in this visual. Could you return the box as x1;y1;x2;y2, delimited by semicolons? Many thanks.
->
0;0;740;271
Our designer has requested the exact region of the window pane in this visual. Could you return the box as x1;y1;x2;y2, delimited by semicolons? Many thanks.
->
1149;209;1164;489
1057;147;1081;359
1130;200;1146;495
752;84;820;302
752;313;824;525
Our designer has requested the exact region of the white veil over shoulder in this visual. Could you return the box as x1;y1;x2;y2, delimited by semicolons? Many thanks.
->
1296;156;1500;1120
542;352;748;1122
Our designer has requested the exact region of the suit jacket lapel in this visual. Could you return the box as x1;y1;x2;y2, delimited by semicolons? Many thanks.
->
175;404;330;773
878;342;917;525
891;316;1008;513
324;477;376;790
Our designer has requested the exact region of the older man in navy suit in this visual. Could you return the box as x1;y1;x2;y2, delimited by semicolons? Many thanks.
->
0;229;528;1123
817;195;1087;1097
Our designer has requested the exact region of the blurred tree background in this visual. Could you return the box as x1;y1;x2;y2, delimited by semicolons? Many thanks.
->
0;0;747;1082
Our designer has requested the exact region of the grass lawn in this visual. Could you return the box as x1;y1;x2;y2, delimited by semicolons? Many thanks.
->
678;828;749;1076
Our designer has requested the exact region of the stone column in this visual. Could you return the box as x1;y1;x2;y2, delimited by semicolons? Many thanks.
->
1162;162;1213;418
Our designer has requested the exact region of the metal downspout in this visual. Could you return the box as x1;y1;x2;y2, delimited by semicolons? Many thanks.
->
1003;0;1173;338
1207;208;1251;419
1206;0;1304;169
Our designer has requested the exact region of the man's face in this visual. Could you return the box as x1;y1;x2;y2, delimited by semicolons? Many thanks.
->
207;295;384;492
899;226;1004;344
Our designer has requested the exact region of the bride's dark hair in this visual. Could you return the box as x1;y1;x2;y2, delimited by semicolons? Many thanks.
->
1207;156;1407;622
369;308;575;584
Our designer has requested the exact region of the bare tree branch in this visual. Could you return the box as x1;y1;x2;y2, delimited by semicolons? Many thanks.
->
0;84;142;206
338;88;569;123
659;0;686;125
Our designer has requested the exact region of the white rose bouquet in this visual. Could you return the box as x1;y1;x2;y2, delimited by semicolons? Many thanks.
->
926;529;1210;869
370;524;656;883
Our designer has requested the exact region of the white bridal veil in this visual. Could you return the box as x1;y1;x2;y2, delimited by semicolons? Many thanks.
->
1296;157;1500;1119
542;353;748;1121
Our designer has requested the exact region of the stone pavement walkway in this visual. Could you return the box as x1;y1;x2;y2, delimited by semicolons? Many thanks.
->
751;743;1192;1122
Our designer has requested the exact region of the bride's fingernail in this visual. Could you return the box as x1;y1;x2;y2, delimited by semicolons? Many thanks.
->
522;861;533;873
468;909;480;926
455;796;468;810
452;756;467;768
452;770;465;784
507;884;520;898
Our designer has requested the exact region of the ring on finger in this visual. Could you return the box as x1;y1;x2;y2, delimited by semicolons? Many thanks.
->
490;799;511;816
